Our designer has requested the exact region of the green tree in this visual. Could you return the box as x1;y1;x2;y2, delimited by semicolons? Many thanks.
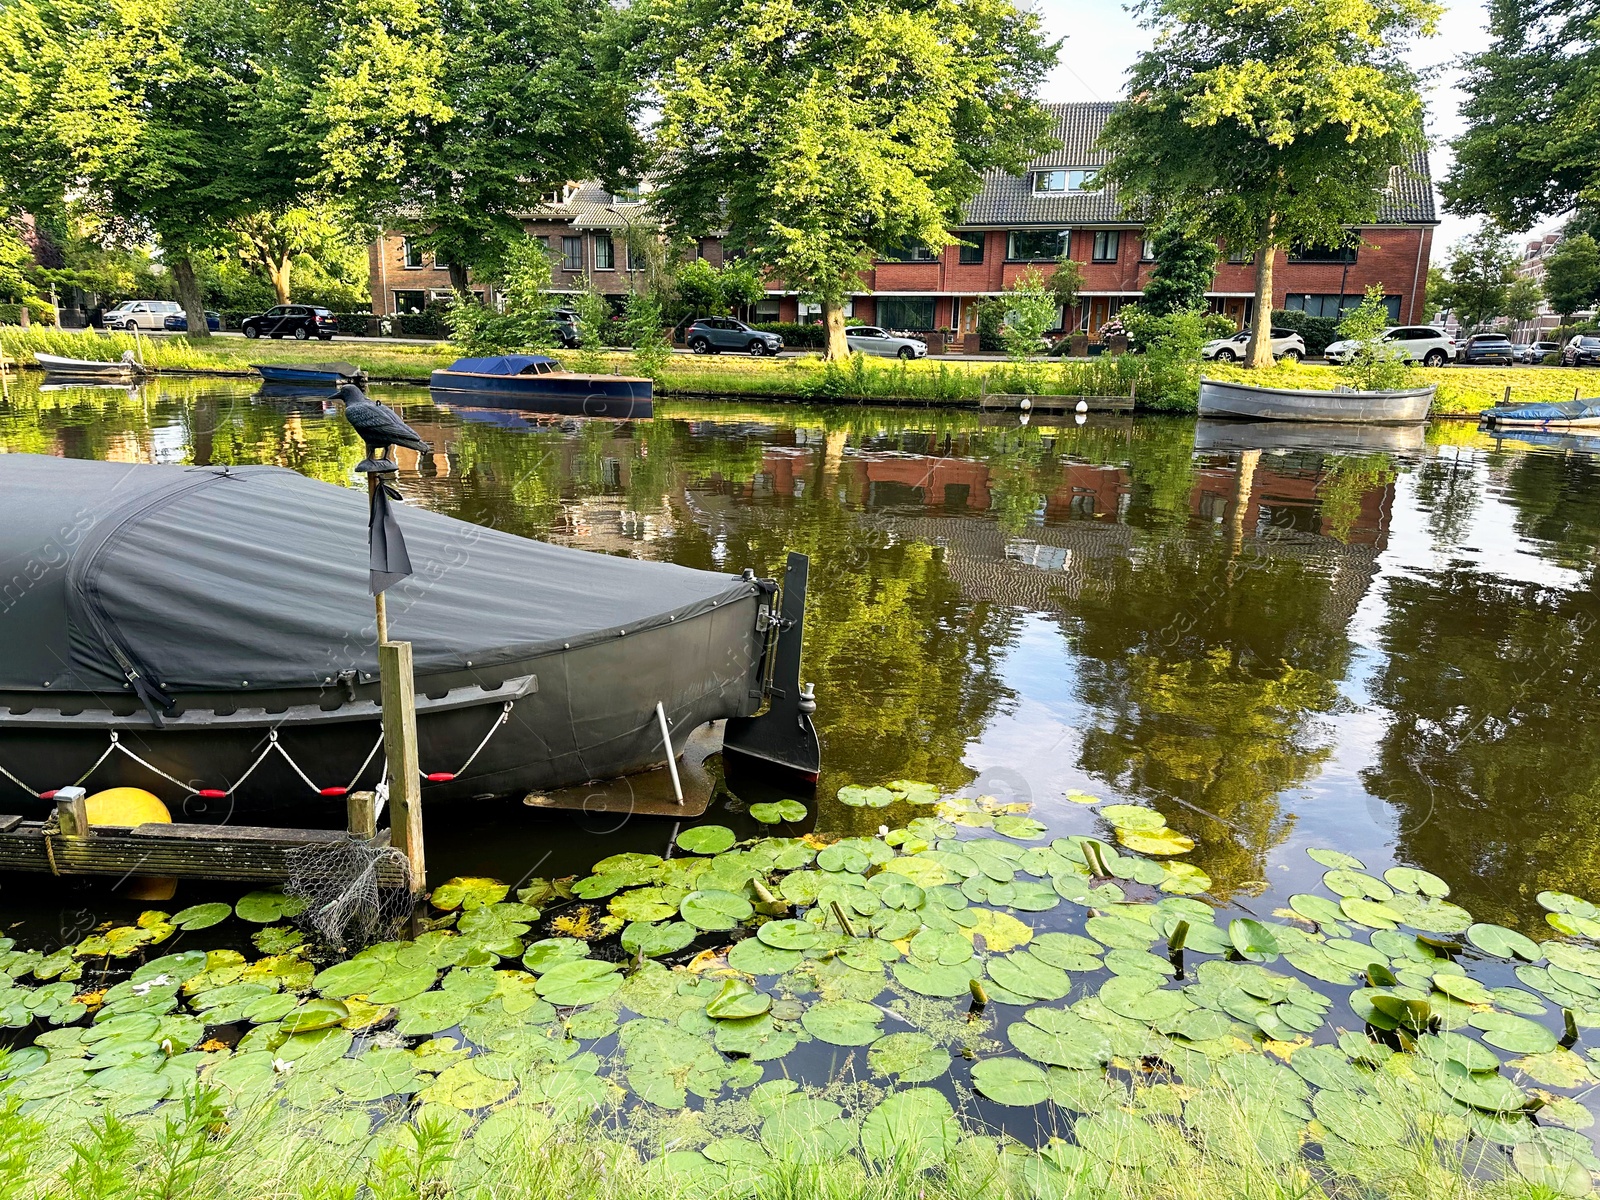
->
1046;253;1085;312
1097;0;1437;368
643;0;1059;360
1140;221;1218;315
1440;226;1521;332
1337;284;1411;391
445;236;558;354
569;280;612;372
1444;0;1599;231
1542;234;1600;321
999;269;1059;362
229;205;366;305
621;290;671;381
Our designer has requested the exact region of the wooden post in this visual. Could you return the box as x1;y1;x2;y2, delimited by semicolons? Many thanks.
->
56;790;89;838
379;640;424;892
1503;385;1512;407
346;790;378;840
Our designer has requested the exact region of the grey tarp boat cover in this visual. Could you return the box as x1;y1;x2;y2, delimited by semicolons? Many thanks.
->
0;455;754;695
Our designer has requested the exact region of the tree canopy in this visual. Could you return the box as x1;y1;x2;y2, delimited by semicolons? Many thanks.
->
1097;0;1437;368
1435;226;1525;332
1542;234;1600;321
641;0;1059;359
1139;221;1218;316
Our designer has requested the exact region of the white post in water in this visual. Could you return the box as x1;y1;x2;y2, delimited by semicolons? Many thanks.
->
655;701;684;805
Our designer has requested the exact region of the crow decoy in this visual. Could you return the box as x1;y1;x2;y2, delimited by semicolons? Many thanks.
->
336;383;430;465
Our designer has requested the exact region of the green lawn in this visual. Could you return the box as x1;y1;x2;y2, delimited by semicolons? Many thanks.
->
4;327;1594;416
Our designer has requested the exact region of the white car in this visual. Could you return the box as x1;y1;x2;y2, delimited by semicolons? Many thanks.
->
1324;325;1455;367
101;300;182;331
845;325;927;359
1201;327;1306;362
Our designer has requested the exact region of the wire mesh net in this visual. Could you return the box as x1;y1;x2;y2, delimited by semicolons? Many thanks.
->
284;836;413;952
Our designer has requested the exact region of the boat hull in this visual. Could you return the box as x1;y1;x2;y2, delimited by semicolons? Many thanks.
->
429;370;654;419
1193;419;1427;454
252;363;366;385
0;595;764;816
1198;377;1434;424
35;354;137;378
1480;399;1600;429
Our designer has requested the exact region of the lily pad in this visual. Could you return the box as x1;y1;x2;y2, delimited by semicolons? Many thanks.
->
1008;1008;1110;1069
970;1057;1050;1106
1467;922;1542;962
676;825;737;855
868;1032;952;1083
279;998;350;1034
1308;848;1365;870
1469;1010;1558;1054
992;815;1048;840
429;877;509;911
680;890;753;932
837;785;895;809
706;979;771;1020
620;920;698;958
892;960;978;999
727;938;801;976
859;1088;960;1166
757;918;823;951
535;959;622;1006
170;903;232;931
800;999;883;1046
988;953;1072;1002
1116;828;1195;856
749;800;808;824
233;892;308;924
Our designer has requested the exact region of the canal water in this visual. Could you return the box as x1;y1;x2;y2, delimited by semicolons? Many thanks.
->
3;374;1598;940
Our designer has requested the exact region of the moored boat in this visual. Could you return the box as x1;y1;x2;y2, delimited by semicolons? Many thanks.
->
1479;399;1600;429
429;355;653;419
253;361;367;386
35;352;144;379
1198;377;1434;424
1194;419;1427;454
0;455;810;814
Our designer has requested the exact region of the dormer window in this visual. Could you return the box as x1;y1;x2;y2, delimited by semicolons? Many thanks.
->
1034;169;1098;194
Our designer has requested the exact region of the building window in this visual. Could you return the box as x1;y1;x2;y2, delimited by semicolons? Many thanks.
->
1092;231;1121;263
594;233;615;271
1140;238;1156;262
1007;230;1068;261
1034;169;1098;194
1225;246;1254;265
958;236;984;265
1288;243;1359;264
401;239;424;269
876;297;936;330
753;299;781;322
393;290;426;313
881;242;938;262
561;236;583;272
1284;293;1399;320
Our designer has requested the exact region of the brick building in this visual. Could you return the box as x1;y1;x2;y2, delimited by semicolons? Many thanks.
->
368;103;1437;336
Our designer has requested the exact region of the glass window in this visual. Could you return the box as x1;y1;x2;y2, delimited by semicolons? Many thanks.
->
1225;247;1254;264
561;236;583;272
1288;243;1359;264
1284;293;1399;321
1140;238;1156;262
957;236;984;265
1092;231;1120;263
392;290;426;313
1007;230;1068;260
881;242;937;262
753;300;781;321
875;298;936;330
594;233;615;271
402;239;424;269
1034;169;1098;193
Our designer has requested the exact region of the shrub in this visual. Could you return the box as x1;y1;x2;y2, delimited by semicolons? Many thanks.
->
753;322;826;349
0;302;56;326
1118;303;1209;411
1270;308;1341;354
1337;285;1412;391
1552;324;1600;344
393;306;451;339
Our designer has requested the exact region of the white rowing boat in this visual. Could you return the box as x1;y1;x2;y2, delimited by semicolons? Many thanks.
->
35;352;145;378
1198;377;1433;424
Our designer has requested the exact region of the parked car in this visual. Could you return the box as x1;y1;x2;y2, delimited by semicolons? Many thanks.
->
1530;340;1562;363
1511;342;1532;362
844;325;927;360
549;309;581;349
102;300;182;331
162;310;221;333
1563;334;1600;367
684;318;783;356
241;305;338;341
1460;333;1516;366
1324;326;1454;367
1200;328;1305;362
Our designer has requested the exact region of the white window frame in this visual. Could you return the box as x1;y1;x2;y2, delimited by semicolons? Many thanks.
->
1033;169;1099;195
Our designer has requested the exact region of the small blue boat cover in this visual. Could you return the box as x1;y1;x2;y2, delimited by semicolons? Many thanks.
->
1485;400;1600;422
445;356;559;375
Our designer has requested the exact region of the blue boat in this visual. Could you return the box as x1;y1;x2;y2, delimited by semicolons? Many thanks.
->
1481;398;1600;429
428;355;653;419
252;361;367;386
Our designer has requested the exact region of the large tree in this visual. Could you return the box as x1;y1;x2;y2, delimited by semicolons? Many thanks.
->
1097;0;1437;368
1543;234;1600;321
1444;0;1600;230
1438;226;1522;332
297;0;639;292
642;0;1059;359
1140;220;1218;316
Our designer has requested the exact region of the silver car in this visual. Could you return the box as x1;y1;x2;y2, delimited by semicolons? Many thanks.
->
845;325;926;359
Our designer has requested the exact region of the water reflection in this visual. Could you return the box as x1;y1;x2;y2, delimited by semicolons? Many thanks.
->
7;376;1600;928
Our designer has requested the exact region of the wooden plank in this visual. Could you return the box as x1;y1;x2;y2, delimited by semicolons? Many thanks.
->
0;816;20;833
381;640;425;892
129;822;350;844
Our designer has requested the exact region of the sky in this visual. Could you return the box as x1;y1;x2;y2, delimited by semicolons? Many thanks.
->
1028;0;1557;254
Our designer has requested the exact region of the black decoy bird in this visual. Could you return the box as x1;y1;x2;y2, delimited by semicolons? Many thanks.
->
335;383;430;466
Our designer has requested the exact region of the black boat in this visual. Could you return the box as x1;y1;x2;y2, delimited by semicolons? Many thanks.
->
0;456;815;815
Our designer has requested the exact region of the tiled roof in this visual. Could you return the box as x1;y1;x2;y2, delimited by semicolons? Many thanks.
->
961;102;1436;228
519;181;650;228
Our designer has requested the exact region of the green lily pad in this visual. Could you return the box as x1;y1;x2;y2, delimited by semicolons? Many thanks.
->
1074;1109;1165;1167
1099;805;1167;832
1340;897;1403;930
1512;1141;1594;1196
992;815;1048;840
1028;932;1103;971
279;998;350;1034
680;889;753;932
429;877;509;910
233;891;308;924
867;1032;952;1083
620;920;698;958
1311;1088;1403;1147
859;1087;960;1166
727;938;801;975
535;959;622;1006
1099;974;1185;1023
1537;891;1597;918
170;903;233;931
886;780;940;805
837;785;895;808
1308;848;1365;870
759;1097;856;1161
988;952;1071;1002
1117;828;1195;856
607;888;682;923
1469;1010;1558;1054
131;951;206;986
676;825;737;855
1467;922;1542;962
757;918;823;951
749;800;808;824
1008;1008;1110;1069
970;1057;1050;1106
706;978;771;1020
1383;866;1450;897
891;960;978;999
1228;918;1279;960
801;999;883;1046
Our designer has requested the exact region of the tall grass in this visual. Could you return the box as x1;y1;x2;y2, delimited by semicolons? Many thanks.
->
0;327;217;371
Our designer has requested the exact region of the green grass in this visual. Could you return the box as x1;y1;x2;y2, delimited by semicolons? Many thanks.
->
4;328;1596;415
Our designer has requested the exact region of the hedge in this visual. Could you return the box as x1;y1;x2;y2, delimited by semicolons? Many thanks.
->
1270;309;1341;355
0;302;58;326
753;322;826;348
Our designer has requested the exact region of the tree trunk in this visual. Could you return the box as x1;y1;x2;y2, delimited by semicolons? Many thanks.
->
449;263;470;294
1246;237;1276;369
266;255;292;305
821;295;848;361
170;255;211;340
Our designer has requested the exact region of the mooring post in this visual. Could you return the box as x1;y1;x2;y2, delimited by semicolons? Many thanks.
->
347;789;378;841
379;641;425;892
55;787;88;838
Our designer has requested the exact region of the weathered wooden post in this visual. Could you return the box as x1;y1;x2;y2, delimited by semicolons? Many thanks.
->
346;789;378;840
381;640;424;891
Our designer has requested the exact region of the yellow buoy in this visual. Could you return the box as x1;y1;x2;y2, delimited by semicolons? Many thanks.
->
83;788;176;900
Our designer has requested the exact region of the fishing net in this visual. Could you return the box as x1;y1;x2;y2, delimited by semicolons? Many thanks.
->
284;836;414;952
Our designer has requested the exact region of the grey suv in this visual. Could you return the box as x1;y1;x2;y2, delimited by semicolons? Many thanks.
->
685;318;783;356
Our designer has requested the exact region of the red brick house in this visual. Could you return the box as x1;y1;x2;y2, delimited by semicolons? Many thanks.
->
369;103;1436;336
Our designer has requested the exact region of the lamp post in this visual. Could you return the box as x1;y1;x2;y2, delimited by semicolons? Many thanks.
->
606;205;641;293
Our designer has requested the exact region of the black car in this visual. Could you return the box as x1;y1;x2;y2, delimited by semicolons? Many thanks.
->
1563;335;1600;367
1461;333;1515;365
241;305;338;341
162;310;221;332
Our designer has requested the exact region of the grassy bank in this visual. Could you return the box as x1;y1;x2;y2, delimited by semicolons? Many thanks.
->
4;327;1595;415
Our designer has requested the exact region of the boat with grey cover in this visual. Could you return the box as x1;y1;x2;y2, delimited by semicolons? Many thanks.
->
1198;377;1434;424
0;456;813;815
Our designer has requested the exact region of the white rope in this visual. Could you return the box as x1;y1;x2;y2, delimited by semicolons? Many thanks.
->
107;733;199;795
221;738;281;796
268;730;324;794
344;730;387;792
0;760;40;799
71;740;118;787
423;701;514;781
